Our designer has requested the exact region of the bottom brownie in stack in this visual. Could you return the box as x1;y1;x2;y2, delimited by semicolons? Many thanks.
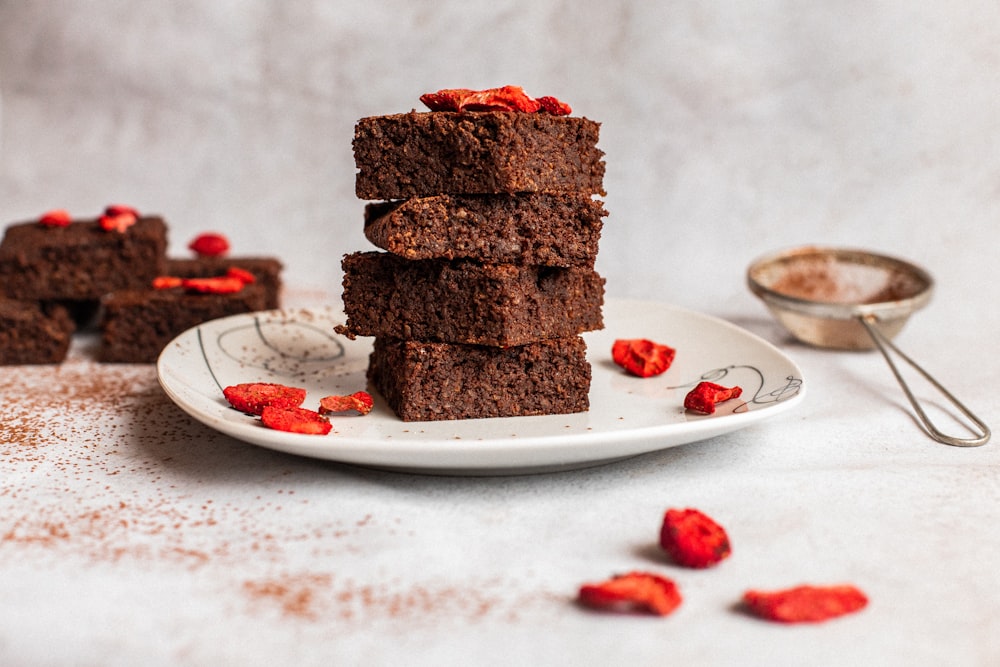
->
367;337;591;421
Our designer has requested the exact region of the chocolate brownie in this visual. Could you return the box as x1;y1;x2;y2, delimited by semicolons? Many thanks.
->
364;192;606;267
338;251;604;346
99;284;268;363
0;216;168;300
0;299;75;364
164;257;284;310
367;336;591;421
354;111;605;199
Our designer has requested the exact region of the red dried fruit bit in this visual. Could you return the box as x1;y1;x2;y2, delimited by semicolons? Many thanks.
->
742;585;869;623
181;276;245;294
419;85;544;113
225;266;257;285
318;391;374;416
611;338;676;377
463;85;541;113
99;204;139;233
99;213;136;232
38;209;72;227
188;232;231;257
223;382;307;416
152;275;184;290
419;88;474;112
659;508;732;569
105;204;139;217
683;381;743;414
537;95;572;115
260;405;332;435
578;571;682;616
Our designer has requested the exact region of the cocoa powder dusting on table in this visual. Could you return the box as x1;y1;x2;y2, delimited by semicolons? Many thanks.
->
3;341;553;625
241;572;559;623
2;352;252;566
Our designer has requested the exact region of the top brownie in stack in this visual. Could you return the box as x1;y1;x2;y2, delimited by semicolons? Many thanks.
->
354;111;606;199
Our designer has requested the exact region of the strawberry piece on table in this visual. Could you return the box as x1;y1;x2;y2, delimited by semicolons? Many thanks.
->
659;507;732;568
578;571;682;616
742;584;869;623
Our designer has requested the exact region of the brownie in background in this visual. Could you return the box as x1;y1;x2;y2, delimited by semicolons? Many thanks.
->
0;216;168;301
0;299;75;364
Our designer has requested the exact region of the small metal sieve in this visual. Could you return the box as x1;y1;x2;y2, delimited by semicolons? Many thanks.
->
747;246;989;447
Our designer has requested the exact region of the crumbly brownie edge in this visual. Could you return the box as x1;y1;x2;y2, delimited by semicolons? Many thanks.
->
363;193;606;267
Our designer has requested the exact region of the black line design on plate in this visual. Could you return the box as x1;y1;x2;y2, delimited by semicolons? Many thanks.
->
206;314;347;379
193;314;351;400
249;316;345;362
197;326;224;394
668;365;803;413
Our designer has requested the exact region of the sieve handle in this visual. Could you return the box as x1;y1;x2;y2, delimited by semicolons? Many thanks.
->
859;315;990;447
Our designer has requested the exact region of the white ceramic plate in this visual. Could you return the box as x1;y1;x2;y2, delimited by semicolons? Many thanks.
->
157;298;805;475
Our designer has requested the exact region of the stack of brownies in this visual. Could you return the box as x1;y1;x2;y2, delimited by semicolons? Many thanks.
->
0;206;283;364
338;87;607;421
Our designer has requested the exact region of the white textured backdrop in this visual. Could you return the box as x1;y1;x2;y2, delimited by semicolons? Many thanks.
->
1;1;998;314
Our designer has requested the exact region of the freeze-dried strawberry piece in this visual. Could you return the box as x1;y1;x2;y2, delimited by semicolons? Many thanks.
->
99;204;139;233
611;338;676;377
318;391;374;416
99;213;136;232
181;276;245;294
152;275;184;290
419;88;475;112
742;585;868;623
683;381;743;414
463;85;541;112
260;405;332;435
223;382;307;416
104;204;139;217
420;86;555;113
659;508;732;569
537;95;572;115
39;209;72;227
154;272;251;292
578;571;682;616
188;232;230;257
225;266;257;285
